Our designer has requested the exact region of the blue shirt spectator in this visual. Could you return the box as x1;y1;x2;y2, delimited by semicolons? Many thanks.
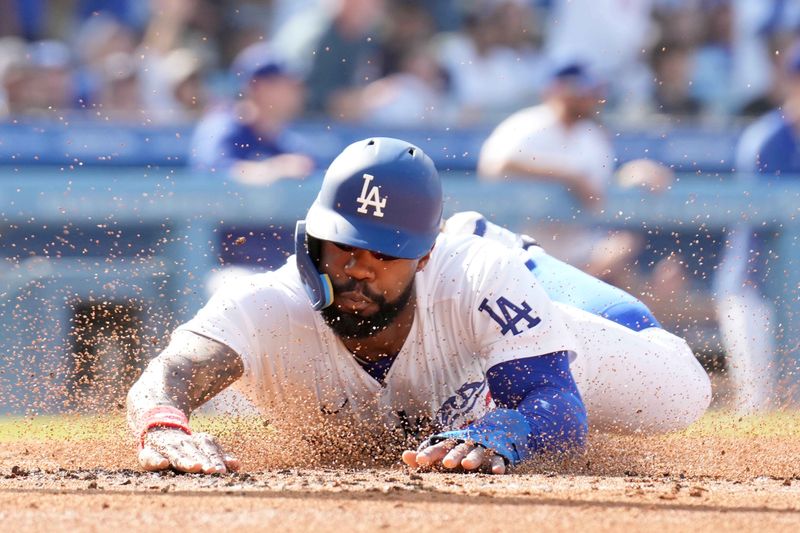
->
190;42;315;269
191;108;313;173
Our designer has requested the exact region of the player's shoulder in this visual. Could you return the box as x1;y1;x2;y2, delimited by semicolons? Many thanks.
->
211;258;310;314
429;231;529;279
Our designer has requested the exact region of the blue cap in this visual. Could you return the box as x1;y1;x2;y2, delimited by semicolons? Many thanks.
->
230;42;295;83
550;61;604;92
305;137;442;260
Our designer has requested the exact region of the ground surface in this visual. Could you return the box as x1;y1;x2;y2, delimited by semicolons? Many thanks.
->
1;413;800;532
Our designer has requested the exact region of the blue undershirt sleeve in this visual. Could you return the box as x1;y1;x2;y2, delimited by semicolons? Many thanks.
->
427;351;588;465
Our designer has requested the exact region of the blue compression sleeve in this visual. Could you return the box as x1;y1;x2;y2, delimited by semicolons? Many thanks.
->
429;352;588;465
488;352;588;454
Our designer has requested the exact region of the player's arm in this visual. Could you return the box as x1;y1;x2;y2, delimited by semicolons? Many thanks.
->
404;351;587;474
126;329;245;474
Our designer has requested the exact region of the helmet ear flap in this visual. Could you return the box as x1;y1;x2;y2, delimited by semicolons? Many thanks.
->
307;234;322;267
295;221;333;310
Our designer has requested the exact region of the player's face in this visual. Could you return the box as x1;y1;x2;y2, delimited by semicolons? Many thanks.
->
317;240;429;339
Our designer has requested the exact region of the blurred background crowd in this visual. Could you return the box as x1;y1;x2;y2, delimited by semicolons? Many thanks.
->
2;0;800;126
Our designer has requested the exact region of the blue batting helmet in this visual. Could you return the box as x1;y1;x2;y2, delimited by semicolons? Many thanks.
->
295;137;443;309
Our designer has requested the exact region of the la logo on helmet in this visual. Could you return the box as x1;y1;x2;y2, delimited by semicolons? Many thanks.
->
356;173;387;218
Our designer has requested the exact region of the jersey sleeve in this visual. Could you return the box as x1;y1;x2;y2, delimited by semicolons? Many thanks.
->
457;238;578;369
429;351;588;465
175;275;291;381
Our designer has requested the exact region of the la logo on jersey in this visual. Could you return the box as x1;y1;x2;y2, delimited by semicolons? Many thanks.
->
356;173;387;217
479;296;541;336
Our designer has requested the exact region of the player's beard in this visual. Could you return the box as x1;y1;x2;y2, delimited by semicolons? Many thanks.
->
321;277;415;340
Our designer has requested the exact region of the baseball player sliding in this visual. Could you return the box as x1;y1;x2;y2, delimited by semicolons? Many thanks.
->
127;138;711;475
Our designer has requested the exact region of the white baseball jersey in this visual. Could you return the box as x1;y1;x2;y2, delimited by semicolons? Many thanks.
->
479;103;615;194
178;232;577;432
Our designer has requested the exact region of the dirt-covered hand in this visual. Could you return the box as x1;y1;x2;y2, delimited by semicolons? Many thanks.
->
401;439;506;475
139;427;240;474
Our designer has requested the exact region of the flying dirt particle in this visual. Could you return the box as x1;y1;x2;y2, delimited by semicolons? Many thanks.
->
87;481;98;489
234;236;246;246
10;466;28;478
783;479;792;486
659;493;677;500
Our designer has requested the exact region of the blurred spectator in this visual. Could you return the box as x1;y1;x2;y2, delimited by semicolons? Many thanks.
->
137;0;216;123
479;62;612;207
266;0;325;39
653;0;706;46
0;36;27;117
0;0;47;40
379;0;436;77
651;40;703;117
426;0;465;32
729;0;795;116
71;14;138;113
161;48;208;120
191;42;314;185
675;1;733;118
357;43;453;126
93;52;143;119
435;0;547;124
271;0;386;119
711;41;800;413
16;40;76;116
74;0;150;31
0;0;795;124
544;0;658;119
190;42;316;274
477;62;612;265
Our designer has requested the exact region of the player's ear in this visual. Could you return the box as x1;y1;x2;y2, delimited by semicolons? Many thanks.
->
416;245;434;272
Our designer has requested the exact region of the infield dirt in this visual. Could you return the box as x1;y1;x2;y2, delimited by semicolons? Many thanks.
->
1;414;800;532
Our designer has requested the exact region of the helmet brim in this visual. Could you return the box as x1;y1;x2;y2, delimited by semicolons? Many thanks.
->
305;203;437;260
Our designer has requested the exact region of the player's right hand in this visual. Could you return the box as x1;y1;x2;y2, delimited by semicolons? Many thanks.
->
138;427;240;474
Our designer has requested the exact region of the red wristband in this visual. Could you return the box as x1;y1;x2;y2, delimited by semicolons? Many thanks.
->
139;406;191;448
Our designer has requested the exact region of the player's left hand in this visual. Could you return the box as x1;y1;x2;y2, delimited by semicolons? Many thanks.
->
402;439;507;475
